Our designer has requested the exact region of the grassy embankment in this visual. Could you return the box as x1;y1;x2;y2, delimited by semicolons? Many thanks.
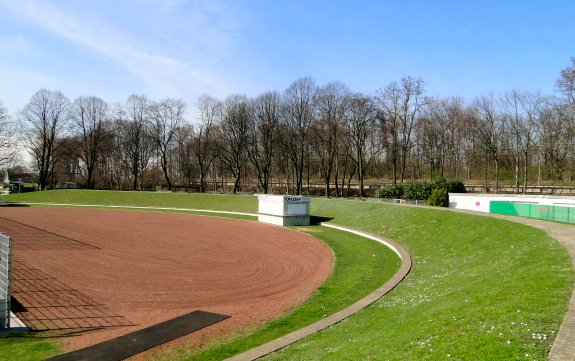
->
265;199;574;360
1;190;574;360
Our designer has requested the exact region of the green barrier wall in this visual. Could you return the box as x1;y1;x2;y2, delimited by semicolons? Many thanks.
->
490;201;575;223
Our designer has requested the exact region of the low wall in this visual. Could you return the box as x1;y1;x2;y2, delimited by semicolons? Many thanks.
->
449;193;575;223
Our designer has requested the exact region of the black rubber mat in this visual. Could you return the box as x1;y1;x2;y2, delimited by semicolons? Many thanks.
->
48;310;230;361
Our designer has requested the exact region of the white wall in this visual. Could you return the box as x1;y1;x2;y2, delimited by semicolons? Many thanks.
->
256;195;311;226
449;193;575;213
256;195;311;216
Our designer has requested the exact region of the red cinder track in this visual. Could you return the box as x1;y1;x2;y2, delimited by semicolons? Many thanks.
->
0;207;333;356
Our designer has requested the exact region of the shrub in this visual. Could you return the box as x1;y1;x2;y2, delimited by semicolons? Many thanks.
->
402;182;432;200
375;184;404;199
446;179;466;193
428;187;449;207
375;179;464;202
433;177;465;193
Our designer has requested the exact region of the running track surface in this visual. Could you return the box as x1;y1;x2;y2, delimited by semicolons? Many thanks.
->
0;206;333;356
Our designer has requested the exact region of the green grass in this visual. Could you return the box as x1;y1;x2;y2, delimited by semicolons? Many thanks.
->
2;191;574;360
9;203;257;222
264;199;574;360
0;331;61;360
2;189;258;213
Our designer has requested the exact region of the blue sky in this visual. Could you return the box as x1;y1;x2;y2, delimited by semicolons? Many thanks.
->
1;0;574;115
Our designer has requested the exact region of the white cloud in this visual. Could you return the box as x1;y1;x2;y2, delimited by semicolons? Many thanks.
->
0;0;243;105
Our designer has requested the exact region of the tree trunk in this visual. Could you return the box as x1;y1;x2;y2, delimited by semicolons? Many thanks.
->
334;161;340;197
346;166;355;197
357;157;365;197
392;154;398;185
132;167;139;191
515;154;520;194
199;171;206;193
523;152;529;194
233;174;240;193
162;157;172;190
86;166;95;189
494;157;500;193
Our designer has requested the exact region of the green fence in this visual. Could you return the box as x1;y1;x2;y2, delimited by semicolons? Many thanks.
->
490;201;575;224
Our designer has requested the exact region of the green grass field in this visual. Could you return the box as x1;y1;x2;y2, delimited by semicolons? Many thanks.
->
0;333;60;361
2;189;257;213
1;190;574;360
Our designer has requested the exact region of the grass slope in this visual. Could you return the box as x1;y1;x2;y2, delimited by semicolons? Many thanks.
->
2;189;258;213
2;191;574;360
265;199;574;360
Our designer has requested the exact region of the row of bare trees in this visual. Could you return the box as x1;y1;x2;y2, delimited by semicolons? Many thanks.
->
0;102;17;167
3;58;575;195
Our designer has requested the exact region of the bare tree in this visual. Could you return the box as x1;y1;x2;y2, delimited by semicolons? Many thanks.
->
377;76;425;183
555;59;575;181
418;97;466;180
149;98;185;190
0;102;17;167
173;123;195;185
281;77;316;194
194;95;220;192
473;94;505;192
218;94;250;193
501;90;544;193
418;99;442;180
69;96;110;189
97;125;128;190
20;89;70;190
248;91;280;194
536;99;573;181
502;90;524;193
344;93;381;197
557;57;575;105
116;95;154;190
311;82;348;197
333;129;354;197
